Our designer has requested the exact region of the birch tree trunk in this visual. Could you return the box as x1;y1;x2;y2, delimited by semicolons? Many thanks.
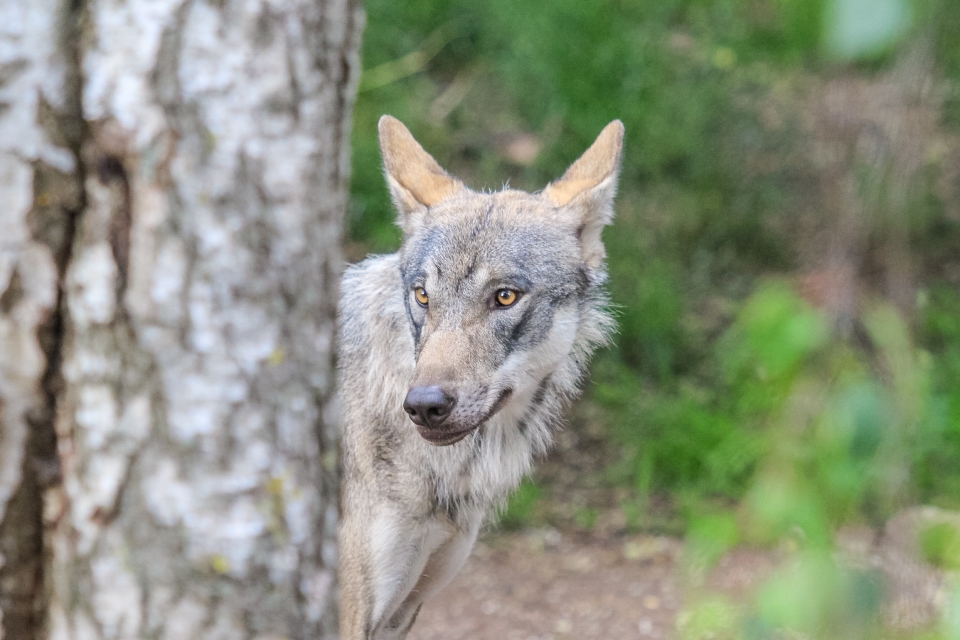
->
0;0;363;638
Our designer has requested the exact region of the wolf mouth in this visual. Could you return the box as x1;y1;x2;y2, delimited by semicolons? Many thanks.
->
418;388;513;446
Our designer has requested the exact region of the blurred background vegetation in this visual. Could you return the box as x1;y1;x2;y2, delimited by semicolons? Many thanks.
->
349;0;960;636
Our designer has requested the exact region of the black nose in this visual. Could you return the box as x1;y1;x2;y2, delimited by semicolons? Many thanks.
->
403;386;456;429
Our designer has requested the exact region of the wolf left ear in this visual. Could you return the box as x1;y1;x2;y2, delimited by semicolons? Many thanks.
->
543;120;624;268
378;115;465;234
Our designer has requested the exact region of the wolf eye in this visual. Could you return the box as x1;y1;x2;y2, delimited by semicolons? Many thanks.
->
414;287;429;307
494;289;519;307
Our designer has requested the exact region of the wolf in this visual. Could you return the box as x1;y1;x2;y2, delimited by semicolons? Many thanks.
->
337;115;623;639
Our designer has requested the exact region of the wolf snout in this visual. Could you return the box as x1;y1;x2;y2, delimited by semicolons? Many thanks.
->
403;385;457;429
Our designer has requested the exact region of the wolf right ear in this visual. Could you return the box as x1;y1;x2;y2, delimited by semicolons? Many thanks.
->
543;120;624;268
378;116;465;234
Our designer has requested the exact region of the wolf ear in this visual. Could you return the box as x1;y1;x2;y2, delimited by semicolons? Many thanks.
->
543;120;624;268
378;115;464;234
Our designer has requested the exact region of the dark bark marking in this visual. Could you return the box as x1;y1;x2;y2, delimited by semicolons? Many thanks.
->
0;164;84;640
97;154;132;295
0;444;43;640
0;269;23;313
0;0;90;633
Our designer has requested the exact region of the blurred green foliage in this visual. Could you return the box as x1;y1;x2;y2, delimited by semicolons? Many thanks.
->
350;1;960;634
498;478;540;531
823;0;913;61
921;521;960;570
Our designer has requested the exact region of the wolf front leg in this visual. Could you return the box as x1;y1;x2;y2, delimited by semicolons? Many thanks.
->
339;504;443;640
340;503;477;639
380;523;480;636
339;511;378;639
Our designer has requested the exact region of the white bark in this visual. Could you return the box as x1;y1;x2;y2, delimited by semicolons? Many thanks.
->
0;0;362;638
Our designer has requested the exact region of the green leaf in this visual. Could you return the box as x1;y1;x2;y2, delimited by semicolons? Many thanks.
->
920;522;960;570
823;0;912;61
687;512;740;570
756;551;841;633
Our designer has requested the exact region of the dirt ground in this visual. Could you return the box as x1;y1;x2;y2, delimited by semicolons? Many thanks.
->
409;514;951;640
409;529;773;640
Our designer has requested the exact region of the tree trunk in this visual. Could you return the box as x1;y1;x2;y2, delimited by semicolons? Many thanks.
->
0;0;363;638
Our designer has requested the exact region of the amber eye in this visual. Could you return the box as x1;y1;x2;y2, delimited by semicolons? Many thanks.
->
495;289;519;307
414;287;429;307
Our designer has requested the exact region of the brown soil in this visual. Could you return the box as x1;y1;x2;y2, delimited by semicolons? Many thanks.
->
409;530;777;640
409;531;684;640
410;513;950;640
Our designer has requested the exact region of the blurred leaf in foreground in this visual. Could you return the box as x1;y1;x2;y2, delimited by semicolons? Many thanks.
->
686;512;740;573
677;593;740;640
920;521;960;570
823;0;912;61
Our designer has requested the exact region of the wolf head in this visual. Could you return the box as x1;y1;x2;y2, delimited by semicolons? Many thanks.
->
378;116;622;446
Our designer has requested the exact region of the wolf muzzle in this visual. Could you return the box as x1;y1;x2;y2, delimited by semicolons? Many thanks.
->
403;385;516;446
403;385;466;445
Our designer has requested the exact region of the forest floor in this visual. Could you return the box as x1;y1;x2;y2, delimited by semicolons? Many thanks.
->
409;529;697;640
409;517;951;640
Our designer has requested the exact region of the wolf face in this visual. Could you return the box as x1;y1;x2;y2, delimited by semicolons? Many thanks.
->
378;116;623;446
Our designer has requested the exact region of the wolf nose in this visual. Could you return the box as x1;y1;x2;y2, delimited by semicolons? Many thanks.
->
403;386;456;429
